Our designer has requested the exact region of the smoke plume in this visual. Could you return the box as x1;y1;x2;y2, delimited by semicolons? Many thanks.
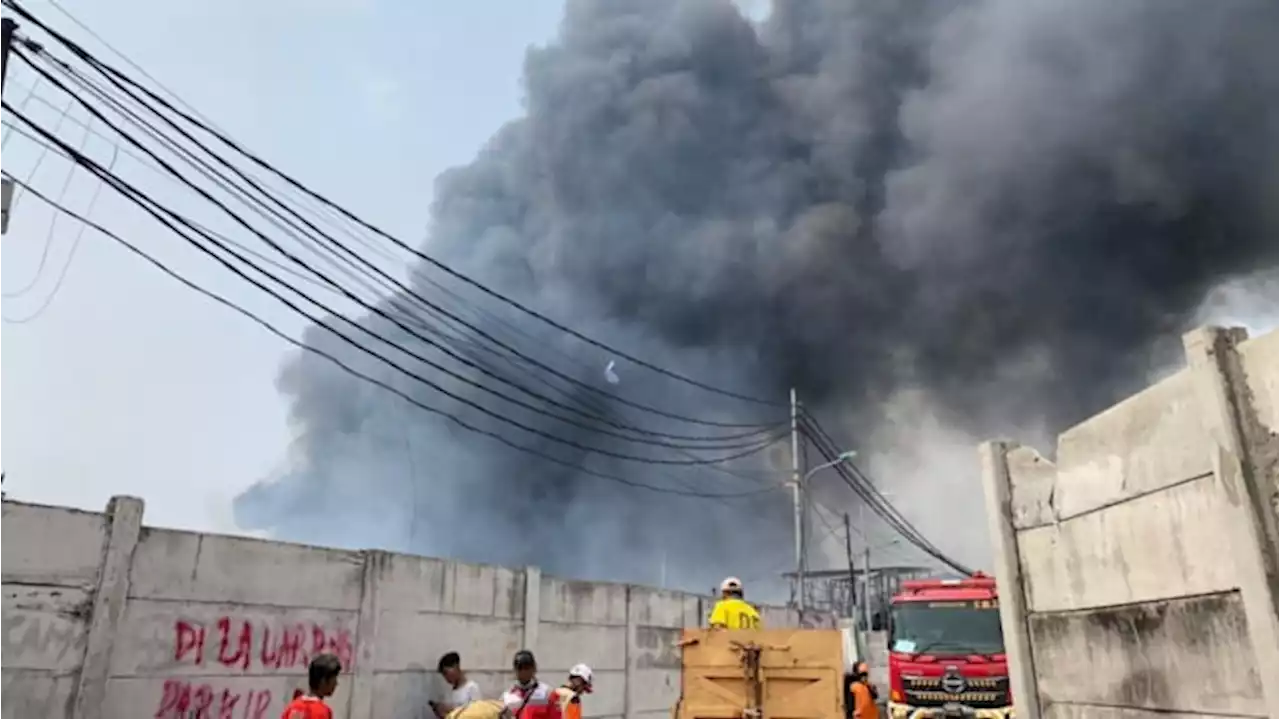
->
234;0;1277;596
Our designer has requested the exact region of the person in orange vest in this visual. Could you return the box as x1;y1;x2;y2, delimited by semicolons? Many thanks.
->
281;653;341;719
553;664;593;719
849;662;880;719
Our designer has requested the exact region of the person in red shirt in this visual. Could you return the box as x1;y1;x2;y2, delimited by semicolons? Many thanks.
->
281;653;342;719
501;650;561;719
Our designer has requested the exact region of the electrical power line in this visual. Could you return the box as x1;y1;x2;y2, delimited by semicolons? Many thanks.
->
0;75;41;147
4;110;92;297
25;37;782;438
0;118;353;297
5;0;786;412
2;169;785;501
11;71;550;409
7;79;650;437
0;124;780;511
2;128;116;324
7;45;781;458
799;409;973;575
7;87;785;467
1;2;807;507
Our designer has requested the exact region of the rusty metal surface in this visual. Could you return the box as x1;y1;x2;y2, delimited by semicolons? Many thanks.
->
676;628;843;719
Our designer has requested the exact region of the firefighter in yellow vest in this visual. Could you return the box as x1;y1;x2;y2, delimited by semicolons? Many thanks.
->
708;577;762;630
552;664;592;719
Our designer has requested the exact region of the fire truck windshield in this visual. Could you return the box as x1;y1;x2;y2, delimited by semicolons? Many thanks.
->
889;601;1005;656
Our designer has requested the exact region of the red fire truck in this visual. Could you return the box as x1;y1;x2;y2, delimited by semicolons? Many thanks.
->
885;572;1013;719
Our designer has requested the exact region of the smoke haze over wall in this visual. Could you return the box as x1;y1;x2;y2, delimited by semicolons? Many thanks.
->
234;0;1278;596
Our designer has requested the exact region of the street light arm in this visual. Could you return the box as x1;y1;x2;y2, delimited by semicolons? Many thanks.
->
801;450;856;482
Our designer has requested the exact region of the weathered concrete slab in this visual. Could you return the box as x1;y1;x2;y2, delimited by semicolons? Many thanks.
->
1;672;78;719
371;553;525;619
536;622;626;671
1054;370;1211;520
1017;474;1238;613
2;585;91;672
374;610;522;672
128;529;364;609
1029;592;1266;717
628;587;702;628
1239;331;1278;433
110;599;358;677
539;577;628;626
633;625;682;670
1;503;106;588
1042;705;1260;719
104;674;352;719
629;668;681;712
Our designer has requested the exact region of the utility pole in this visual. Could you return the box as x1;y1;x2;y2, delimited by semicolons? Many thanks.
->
1;18;15;237
860;502;873;630
862;545;874;630
843;513;857;618
2;18;16;91
789;387;806;610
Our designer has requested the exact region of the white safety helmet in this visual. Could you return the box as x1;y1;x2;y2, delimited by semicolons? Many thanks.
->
569;663;593;688
720;576;744;595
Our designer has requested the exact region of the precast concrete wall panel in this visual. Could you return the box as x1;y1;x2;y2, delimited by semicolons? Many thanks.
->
126;527;366;608
1;503;108;719
367;553;529;719
1015;474;1238;613
1240;331;1279;431
0;498;831;719
1051;370;1212;520
2;502;106;588
629;586;701;719
373;552;526;618
981;326;1280;719
105;526;365;719
1028;592;1262;715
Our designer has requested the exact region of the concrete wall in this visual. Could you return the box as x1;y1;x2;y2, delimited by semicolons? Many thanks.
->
979;326;1279;719
1;497;834;719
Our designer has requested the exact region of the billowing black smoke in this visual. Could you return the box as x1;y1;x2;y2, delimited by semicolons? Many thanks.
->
234;0;1277;593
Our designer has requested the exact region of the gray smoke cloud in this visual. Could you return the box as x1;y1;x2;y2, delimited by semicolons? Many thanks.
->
234;0;1277;597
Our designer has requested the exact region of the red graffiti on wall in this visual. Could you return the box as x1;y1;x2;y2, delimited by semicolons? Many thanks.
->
172;617;354;671
153;679;273;719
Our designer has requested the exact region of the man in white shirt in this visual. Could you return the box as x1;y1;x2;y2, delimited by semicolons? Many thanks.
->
432;651;482;719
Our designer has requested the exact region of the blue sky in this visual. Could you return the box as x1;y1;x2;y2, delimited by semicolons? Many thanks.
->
1;0;566;531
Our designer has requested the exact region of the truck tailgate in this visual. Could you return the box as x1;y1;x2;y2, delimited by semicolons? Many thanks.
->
676;628;844;719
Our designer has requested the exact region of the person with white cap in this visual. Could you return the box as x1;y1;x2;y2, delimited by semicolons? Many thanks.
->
553;664;593;719
708;576;762;630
